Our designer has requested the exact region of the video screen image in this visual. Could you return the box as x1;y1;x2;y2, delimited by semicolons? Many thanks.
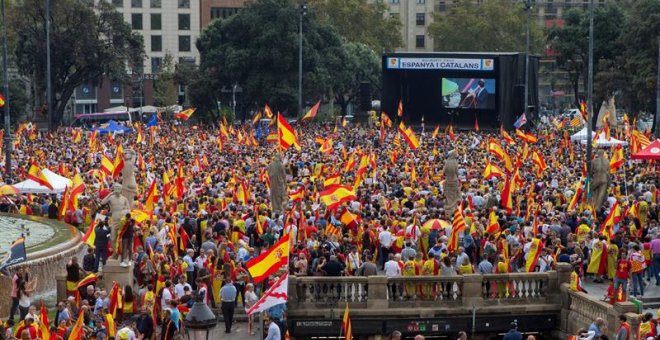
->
442;78;496;109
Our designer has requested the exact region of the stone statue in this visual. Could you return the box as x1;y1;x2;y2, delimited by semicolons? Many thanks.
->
443;150;461;212
267;154;287;213
121;148;138;209
100;183;131;251
589;150;610;210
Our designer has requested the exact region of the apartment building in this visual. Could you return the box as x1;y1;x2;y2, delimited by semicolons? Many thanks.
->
73;0;201;115
200;0;246;29
385;0;436;52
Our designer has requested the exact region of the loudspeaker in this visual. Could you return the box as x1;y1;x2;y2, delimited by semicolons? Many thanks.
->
359;82;372;111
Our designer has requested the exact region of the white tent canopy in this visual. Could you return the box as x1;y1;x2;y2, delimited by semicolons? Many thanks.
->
13;169;72;194
104;106;129;113
579;134;627;147
570;127;590;141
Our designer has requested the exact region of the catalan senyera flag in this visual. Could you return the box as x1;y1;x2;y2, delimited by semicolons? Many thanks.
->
398;122;419;150
570;115;582;127
302;100;321;121
277;113;300;151
448;205;467;252
524;238;543;272
483;162;504;180
396;99;403;117
342;303;353;340
27;163;54;190
246;233;290;284
319;185;357;211
609;144;624;173
325;224;342;238
174;108;196;120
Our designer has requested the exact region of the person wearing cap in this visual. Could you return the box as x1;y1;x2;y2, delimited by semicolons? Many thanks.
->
503;322;522;340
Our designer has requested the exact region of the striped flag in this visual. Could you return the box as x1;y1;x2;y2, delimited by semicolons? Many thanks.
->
569;115;581;127
342;304;353;340
448;205;466;252
326;224;342;237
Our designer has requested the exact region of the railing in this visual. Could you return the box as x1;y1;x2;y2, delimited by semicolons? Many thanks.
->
386;276;463;306
292;276;369;307
482;272;549;301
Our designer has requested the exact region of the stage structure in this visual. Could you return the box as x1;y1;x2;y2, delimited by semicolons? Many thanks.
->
381;52;539;130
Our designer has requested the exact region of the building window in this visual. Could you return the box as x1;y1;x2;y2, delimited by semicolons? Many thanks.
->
76;84;96;100
178;0;190;8
110;82;123;100
416;0;425;3
150;0;160;8
416;13;425;25
437;2;446;11
151;57;162;74
390;12;399;20
210;7;240;20
179;35;191;52
389;0;399;3
112;0;122;7
131;0;142;8
151;35;162;52
131;13;143;30
415;35;425;48
151;14;161;30
178;14;190;30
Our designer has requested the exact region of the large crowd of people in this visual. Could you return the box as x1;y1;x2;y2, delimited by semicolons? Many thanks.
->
0;114;658;340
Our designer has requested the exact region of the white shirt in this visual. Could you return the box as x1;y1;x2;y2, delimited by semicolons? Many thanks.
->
384;260;401;277
379;230;393;248
174;282;191;298
117;327;136;340
161;288;173;309
265;322;281;340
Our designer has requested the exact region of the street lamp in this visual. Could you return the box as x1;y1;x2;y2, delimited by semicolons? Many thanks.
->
586;0;594;181
1;0;11;182
184;292;217;340
298;1;306;119
46;0;52;131
523;0;532;121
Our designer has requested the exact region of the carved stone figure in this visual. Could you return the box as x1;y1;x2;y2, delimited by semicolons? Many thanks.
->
121;148;138;209
589;150;610;210
267;154;287;213
443;151;461;212
100;183;131;250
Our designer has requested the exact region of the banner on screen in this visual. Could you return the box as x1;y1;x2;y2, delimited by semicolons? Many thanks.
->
387;57;494;71
442;78;496;110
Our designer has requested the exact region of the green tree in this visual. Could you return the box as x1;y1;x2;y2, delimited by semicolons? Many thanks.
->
332;42;381;116
11;0;144;128
307;0;401;52
546;4;626;106
428;0;543;53
195;0;347;118
153;54;178;108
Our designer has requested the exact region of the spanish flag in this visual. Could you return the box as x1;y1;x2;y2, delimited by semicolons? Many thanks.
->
27;163;54;190
340;209;360;229
381;112;392;128
515;129;537;144
76;272;97;289
567;186;583;212
113;144;124;178
0;93;5;107
531;150;547;175
302;100;321;121
234;181;249;205
81;215;100;247
487;140;507;160
39;302;51;340
70;174;86;210
609;144;624;173
246;233;290;284
174;108;196;120
277;113;300;151
319;185;356;211
342;303;353;340
323;173;340;188
500;126;515;145
68;311;85;340
431;125;440;139
524;238;543;272
485;210;500;235
398;122;419;150
483;162;504;180
499;175;514;214
289;187;305;202
144;179;158;212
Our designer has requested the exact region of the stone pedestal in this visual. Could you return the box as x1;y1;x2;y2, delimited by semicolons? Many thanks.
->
100;259;134;290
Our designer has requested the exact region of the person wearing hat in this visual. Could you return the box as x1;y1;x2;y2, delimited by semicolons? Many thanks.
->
503;322;522;340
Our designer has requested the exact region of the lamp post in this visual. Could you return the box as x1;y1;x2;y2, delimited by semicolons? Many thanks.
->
298;1;306;118
655;36;659;139
184;293;217;340
46;0;52;131
1;0;11;182
586;0;594;177
523;0;532;121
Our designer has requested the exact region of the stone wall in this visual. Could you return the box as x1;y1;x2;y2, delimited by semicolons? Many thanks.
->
0;215;83;318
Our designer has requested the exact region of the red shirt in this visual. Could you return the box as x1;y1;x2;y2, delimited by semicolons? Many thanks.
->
615;259;631;279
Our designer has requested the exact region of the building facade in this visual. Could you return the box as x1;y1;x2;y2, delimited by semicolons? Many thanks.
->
200;0;246;29
73;0;201;116
385;0;435;52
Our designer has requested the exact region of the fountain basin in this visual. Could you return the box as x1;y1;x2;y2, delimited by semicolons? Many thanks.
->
0;214;83;317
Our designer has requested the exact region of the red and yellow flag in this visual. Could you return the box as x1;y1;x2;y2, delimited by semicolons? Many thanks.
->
39;302;51;340
100;154;114;176
245;233;290;284
448;205;467;252
396;100;403;117
342;303;353;340
397;122;419;150
319;185;356;211
381;112;393;128
302;100;321;121
524;238;543;272
531;150;547;175
174;108;196;120
68;311;85;340
27;163;54;190
500;126;515;145
144;179;158;212
277;113;300;151
609;144;624;173
483;162;504;180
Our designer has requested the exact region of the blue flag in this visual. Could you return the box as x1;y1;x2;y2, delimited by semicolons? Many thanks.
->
146;113;158;127
0;237;27;274
513;112;527;129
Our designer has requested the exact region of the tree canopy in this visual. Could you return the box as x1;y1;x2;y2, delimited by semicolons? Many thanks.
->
428;0;543;53
10;0;144;126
